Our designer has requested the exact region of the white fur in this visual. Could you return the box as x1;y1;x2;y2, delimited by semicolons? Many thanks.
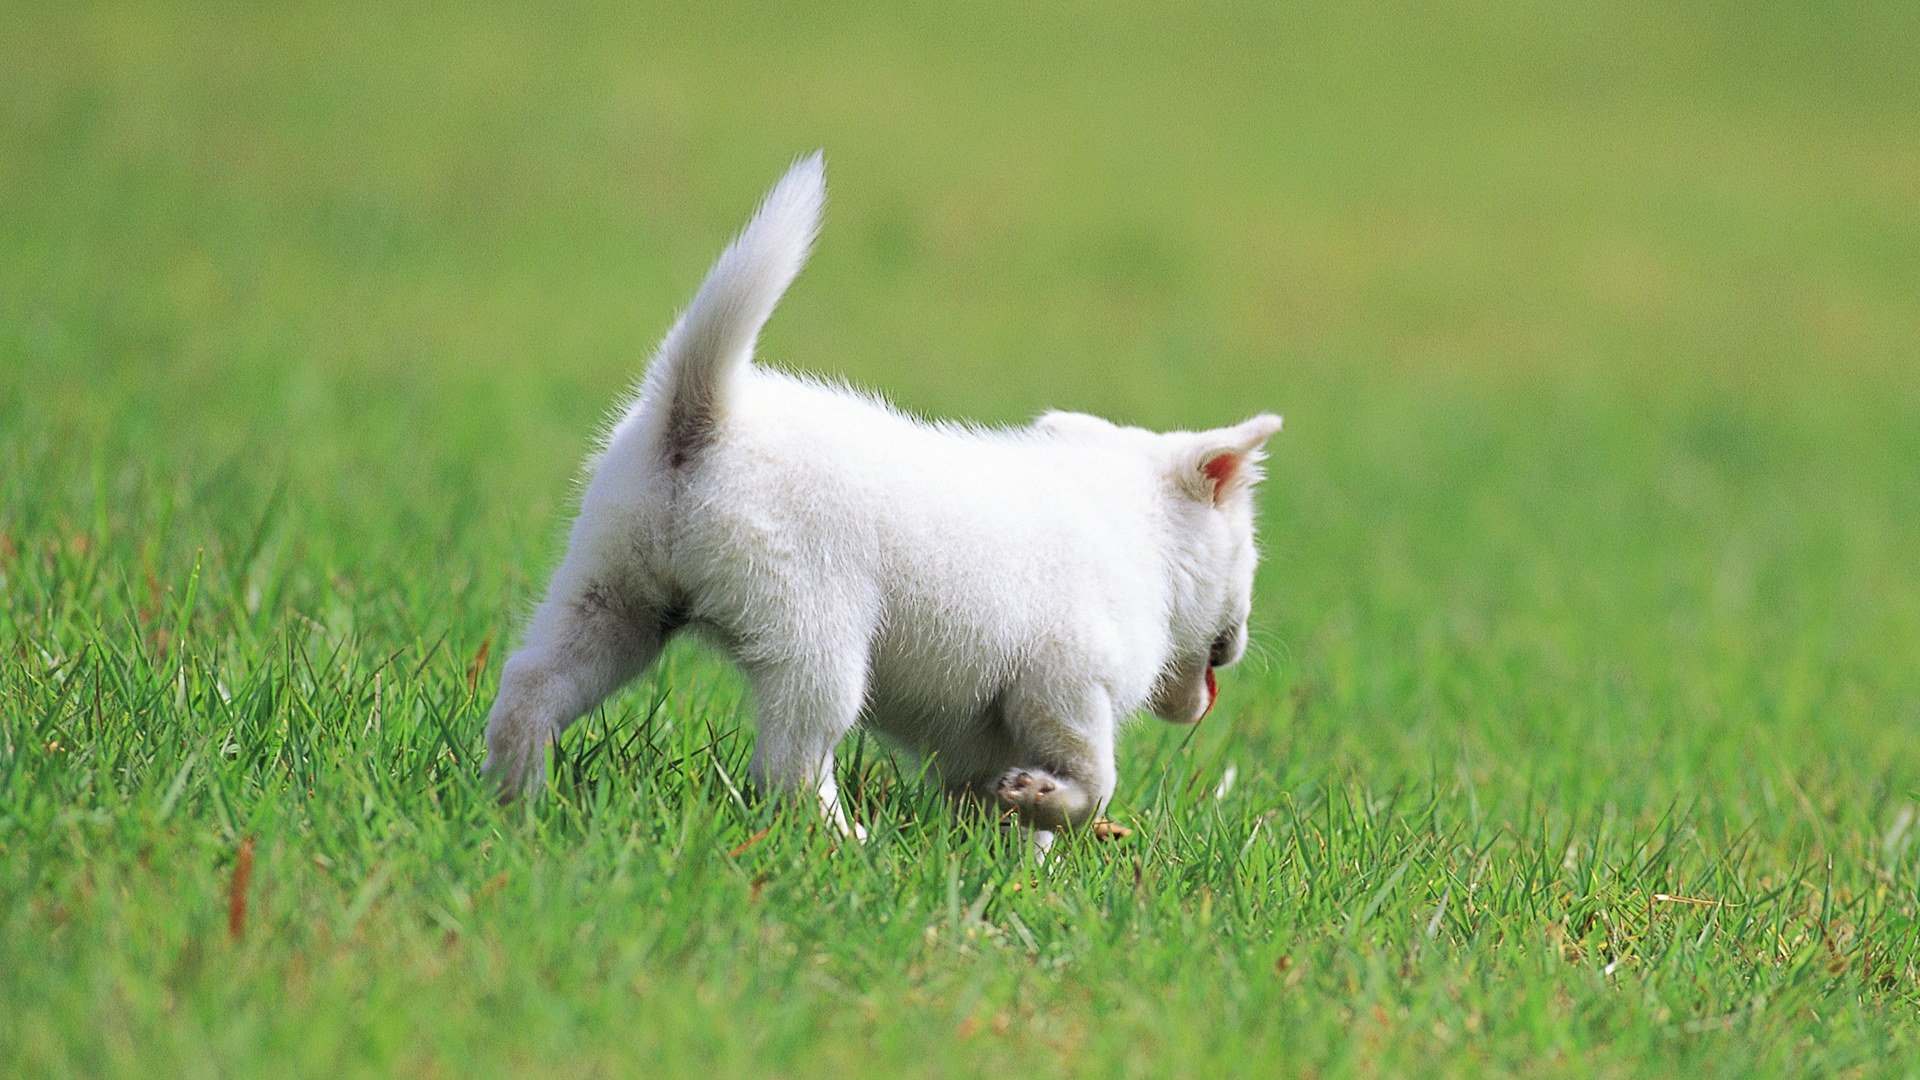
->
482;154;1281;851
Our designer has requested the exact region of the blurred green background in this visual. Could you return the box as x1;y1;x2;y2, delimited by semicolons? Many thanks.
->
8;0;1915;795
4;1;1919;1074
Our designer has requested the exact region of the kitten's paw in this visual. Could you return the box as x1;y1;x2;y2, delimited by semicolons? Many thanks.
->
994;768;1060;813
481;724;547;803
825;800;869;843
993;767;1098;831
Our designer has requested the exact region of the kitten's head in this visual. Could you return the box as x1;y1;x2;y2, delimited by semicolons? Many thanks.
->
1145;413;1283;724
1034;408;1283;723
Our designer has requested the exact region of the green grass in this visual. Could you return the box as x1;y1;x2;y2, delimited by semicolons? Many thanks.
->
5;1;1920;1075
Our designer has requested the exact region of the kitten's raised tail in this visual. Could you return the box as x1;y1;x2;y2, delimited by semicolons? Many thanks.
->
641;152;826;465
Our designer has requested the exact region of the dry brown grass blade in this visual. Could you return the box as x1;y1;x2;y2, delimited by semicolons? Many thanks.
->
730;827;773;857
466;632;493;695
228;837;256;940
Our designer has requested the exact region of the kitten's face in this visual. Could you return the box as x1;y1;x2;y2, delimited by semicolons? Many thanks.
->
1148;491;1260;724
1034;409;1279;725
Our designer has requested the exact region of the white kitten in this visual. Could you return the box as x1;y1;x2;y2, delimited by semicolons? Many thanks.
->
482;154;1281;852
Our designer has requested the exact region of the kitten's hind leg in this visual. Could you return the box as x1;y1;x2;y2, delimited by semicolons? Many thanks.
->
483;582;663;800
746;650;870;841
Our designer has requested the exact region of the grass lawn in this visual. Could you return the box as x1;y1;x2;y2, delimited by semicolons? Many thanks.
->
4;1;1919;1075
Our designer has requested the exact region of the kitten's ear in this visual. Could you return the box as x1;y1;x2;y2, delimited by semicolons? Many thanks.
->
1180;414;1283;506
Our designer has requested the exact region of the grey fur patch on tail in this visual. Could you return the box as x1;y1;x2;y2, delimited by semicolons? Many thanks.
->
643;153;826;466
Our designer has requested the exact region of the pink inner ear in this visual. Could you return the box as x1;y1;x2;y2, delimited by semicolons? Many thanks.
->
1202;452;1239;501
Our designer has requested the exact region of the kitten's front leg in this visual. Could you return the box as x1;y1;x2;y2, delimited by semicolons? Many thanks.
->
993;767;1100;828
1029;827;1056;861
991;680;1118;837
